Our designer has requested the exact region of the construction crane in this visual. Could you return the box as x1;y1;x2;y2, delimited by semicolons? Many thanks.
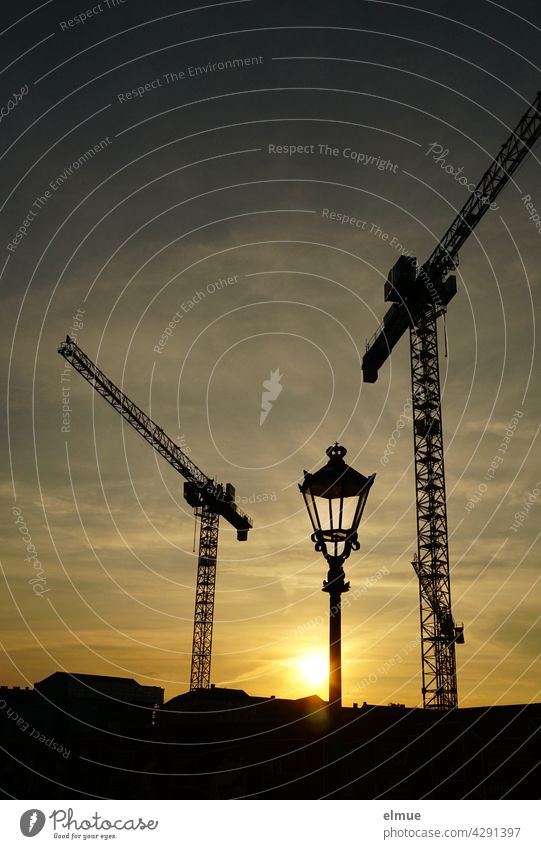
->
58;336;252;690
362;92;541;710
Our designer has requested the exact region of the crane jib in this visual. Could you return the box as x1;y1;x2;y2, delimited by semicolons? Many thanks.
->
363;90;541;383
57;336;252;536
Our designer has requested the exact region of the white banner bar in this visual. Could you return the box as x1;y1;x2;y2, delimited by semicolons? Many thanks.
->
2;799;536;848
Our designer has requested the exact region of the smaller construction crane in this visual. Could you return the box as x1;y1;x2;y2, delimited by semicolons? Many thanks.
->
58;337;252;690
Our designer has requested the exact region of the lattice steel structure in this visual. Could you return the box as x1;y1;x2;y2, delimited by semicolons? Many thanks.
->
58;337;252;691
362;91;541;709
410;309;462;710
190;505;220;690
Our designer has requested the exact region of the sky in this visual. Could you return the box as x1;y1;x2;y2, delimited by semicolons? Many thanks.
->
1;0;540;708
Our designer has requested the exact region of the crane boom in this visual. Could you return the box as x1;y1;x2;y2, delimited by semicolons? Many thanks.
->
58;336;252;537
424;90;541;280
363;91;541;384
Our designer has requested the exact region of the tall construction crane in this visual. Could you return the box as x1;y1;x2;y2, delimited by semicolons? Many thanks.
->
362;92;541;710
58;336;252;690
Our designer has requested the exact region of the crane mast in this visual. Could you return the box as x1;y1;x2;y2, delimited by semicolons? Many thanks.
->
58;337;252;691
410;307;463;710
362;92;541;709
191;505;220;691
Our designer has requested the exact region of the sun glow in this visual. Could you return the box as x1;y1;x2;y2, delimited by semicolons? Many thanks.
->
295;653;328;691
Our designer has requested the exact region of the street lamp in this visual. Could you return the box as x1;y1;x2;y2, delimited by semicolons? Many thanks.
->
299;443;375;707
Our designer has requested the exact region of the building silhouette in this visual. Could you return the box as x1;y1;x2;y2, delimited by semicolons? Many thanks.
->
1;673;539;799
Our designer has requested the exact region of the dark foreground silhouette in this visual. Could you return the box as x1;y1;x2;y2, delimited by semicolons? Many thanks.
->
1;673;539;799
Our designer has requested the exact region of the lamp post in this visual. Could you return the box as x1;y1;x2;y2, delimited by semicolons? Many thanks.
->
299;443;375;707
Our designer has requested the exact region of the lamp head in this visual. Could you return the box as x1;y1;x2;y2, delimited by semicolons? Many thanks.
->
299;443;375;561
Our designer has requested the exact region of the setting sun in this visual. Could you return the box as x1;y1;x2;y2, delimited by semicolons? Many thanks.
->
296;653;328;691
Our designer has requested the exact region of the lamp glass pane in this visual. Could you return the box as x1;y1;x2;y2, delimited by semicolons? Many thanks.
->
339;495;359;534
352;476;374;530
303;491;321;533
311;494;331;534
